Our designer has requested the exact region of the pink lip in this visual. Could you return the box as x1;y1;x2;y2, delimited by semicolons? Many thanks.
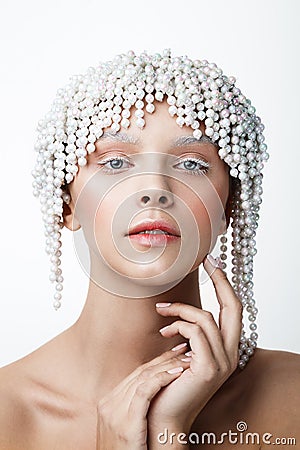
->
126;219;181;247
128;233;180;247
126;220;180;237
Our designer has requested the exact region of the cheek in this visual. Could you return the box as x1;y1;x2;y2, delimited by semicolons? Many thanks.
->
71;169;127;233
190;201;212;243
92;183;135;260
184;198;223;273
94;193;120;248
177;178;227;240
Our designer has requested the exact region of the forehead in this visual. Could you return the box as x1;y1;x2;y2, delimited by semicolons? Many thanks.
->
97;130;215;148
96;100;217;152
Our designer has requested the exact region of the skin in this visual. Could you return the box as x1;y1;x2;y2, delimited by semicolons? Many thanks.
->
0;101;299;449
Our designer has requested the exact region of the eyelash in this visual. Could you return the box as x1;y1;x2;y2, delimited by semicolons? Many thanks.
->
175;157;210;175
97;156;133;174
96;156;210;175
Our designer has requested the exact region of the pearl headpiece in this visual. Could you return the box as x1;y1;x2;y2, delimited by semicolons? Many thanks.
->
31;49;269;369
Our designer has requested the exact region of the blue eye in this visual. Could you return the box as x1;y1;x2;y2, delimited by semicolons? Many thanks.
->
96;155;210;176
175;158;210;175
183;160;198;170
109;159;124;169
97;156;132;173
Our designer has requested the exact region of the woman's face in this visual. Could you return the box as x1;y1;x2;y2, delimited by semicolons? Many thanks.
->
65;100;230;295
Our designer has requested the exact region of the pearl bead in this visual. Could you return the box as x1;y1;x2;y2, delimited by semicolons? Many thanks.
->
238;360;246;369
136;118;145;128
146;103;155;113
193;129;202;140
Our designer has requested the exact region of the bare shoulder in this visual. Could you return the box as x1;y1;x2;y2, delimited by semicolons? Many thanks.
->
253;346;300;367
246;347;300;445
249;347;300;390
0;347;97;450
192;347;299;449
0;338;74;449
0;361;33;449
249;347;300;414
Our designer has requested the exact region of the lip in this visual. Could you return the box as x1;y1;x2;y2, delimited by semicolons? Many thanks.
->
128;233;180;247
126;219;181;237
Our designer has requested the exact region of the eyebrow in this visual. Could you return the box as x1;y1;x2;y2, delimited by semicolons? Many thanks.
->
173;135;214;147
97;131;215;147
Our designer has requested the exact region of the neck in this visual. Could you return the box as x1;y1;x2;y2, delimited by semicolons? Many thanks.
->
67;268;202;399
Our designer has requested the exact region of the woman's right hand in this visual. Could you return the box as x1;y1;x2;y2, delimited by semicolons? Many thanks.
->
96;344;191;450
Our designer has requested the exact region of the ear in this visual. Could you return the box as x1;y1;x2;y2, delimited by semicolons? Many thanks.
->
62;189;81;231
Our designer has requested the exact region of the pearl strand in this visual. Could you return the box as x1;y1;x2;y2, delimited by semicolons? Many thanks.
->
31;49;269;368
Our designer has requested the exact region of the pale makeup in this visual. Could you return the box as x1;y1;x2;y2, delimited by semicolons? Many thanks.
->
64;100;230;298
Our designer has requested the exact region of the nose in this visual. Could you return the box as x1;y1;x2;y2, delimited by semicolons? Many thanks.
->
138;188;174;208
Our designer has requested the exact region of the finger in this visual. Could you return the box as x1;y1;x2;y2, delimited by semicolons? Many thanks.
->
127;367;185;420
203;254;242;360
159;320;218;371
156;302;228;367
124;355;191;414
102;345;190;400
98;358;189;429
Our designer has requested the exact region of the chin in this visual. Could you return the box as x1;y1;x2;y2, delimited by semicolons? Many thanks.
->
127;273;186;289
115;259;194;286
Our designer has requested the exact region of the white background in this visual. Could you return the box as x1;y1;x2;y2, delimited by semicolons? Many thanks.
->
0;0;299;367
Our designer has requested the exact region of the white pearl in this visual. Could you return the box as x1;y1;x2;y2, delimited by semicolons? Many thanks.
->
205;127;214;137
78;157;87;166
176;116;185;127
218;148;227;158
168;106;177;116
135;109;144;118
86;143;96;154
193;129;202;140
135;118;145;128
146;103;155;113
205;117;214;127
121;109;130;118
111;123;120;133
155;91;163;101
121;118;130;128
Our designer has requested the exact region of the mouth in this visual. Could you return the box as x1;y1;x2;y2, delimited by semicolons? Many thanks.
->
125;220;181;247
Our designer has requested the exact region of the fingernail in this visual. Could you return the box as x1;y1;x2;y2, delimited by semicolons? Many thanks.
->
171;342;188;351
206;253;224;269
215;256;225;270
156;302;172;308
159;325;171;333
185;351;192;357
167;367;184;374
206;253;218;267
181;357;192;362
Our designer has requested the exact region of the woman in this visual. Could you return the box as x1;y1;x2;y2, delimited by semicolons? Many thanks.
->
0;49;299;449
